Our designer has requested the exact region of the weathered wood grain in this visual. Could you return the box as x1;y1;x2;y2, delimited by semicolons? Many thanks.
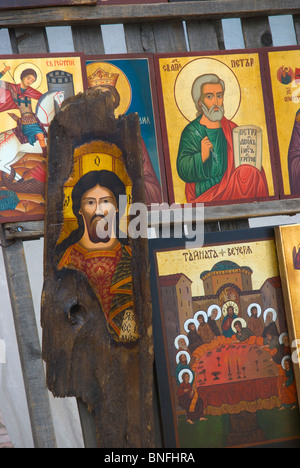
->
0;226;57;448
42;88;155;448
185;20;223;51
4;221;45;240
0;0;97;10
4;198;300;241
1;1;300;28
9;27;49;54
124;23;156;53
72;25;105;54
241;16;273;48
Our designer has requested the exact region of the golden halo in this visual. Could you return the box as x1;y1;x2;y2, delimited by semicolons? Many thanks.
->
176;351;191;365
13;62;43;90
194;310;208;323
231;317;247;333
86;61;132;117
174;334;189;349
184;318;197;333
178;368;194;384
222;301;239;317
174;57;241;122
281;355;292;370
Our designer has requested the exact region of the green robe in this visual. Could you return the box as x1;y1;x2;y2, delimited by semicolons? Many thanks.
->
177;118;228;198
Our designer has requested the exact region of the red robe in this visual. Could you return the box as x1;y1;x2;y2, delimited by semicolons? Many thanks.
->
0;81;45;145
57;242;134;340
0;82;42;113
185;117;269;204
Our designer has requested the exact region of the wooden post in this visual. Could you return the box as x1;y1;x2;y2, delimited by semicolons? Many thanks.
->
0;226;57;448
42;87;155;448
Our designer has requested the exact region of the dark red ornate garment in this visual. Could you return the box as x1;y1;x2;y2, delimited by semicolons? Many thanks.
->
0;82;42;113
58;241;134;340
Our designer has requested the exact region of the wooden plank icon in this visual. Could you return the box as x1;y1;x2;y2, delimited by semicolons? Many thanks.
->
41;87;155;448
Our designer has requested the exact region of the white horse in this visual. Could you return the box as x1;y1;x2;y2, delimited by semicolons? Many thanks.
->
0;90;65;179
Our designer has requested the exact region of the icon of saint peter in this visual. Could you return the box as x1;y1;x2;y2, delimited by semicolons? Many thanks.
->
177;73;269;203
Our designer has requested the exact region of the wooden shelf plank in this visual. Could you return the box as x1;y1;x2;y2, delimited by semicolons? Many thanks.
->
0;227;57;448
3;199;300;240
0;1;300;28
4;221;45;240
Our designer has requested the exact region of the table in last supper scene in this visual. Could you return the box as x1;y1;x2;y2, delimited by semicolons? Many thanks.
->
188;335;287;446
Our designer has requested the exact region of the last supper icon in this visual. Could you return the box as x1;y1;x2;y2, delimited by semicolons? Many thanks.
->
150;228;300;448
155;52;278;206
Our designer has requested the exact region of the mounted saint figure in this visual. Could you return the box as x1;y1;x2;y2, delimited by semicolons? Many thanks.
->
0;65;47;155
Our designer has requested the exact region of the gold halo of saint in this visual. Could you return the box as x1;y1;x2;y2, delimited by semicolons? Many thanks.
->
222;300;239;317
174;57;241;122
263;307;277;324
194;310;208;323
231;317;247;333
176;350;191;365
174;334;189;349
247;302;262;318
178;368;194;384
13;62;43;89
57;140;132;246
281;355;292;370
86;61;132;117
184;318;197;334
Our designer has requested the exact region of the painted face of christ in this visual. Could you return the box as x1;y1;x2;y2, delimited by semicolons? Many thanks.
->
79;184;118;244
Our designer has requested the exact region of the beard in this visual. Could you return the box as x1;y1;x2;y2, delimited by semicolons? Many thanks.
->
86;213;116;244
201;102;224;122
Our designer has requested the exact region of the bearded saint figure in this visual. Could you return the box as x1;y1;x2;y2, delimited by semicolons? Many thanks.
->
56;169;138;343
176;73;269;203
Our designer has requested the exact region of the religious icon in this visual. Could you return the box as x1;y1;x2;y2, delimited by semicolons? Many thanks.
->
150;227;300;448
277;65;294;85
265;46;300;198
42;88;155;447
55;140;138;343
294;245;300;270
0;54;87;223
85;55;167;206
155;51;278;206
275;224;300;403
